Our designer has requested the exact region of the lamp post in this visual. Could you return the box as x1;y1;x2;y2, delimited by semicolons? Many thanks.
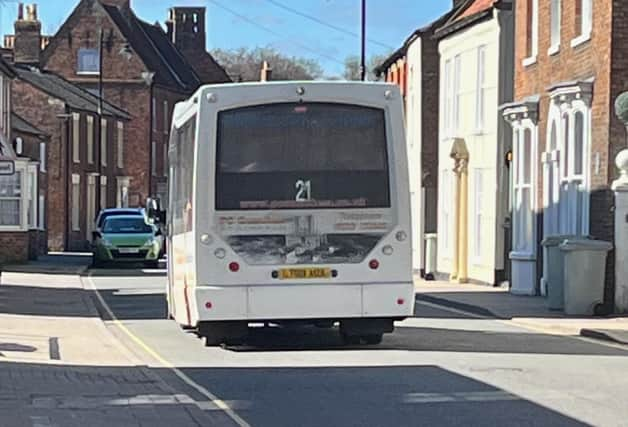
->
94;29;132;221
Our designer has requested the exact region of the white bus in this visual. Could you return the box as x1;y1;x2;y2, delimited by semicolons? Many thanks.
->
165;82;413;345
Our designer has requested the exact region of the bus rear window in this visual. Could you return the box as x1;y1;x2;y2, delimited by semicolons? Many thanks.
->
215;103;390;210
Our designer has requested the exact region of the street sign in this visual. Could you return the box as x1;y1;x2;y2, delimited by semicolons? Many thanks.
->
0;159;15;175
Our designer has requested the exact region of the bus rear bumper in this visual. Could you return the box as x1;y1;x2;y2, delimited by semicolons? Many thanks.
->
190;282;415;323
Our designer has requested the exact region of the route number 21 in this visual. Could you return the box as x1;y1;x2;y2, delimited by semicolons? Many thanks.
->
295;179;312;201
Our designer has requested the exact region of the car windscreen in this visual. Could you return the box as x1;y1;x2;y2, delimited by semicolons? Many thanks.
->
103;217;153;234
98;210;143;228
215;102;390;210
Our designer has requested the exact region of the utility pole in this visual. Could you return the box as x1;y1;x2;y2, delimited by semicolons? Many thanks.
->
360;0;366;81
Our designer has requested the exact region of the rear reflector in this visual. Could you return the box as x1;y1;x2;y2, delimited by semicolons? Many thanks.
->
229;262;240;272
205;301;213;309
369;259;379;270
397;298;405;305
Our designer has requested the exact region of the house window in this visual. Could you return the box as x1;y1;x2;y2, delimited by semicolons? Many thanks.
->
513;126;535;255
71;174;80;231
101;119;107;167
453;54;461;134
440;170;452;256
39;142;46;172
72;113;80;163
87;116;94;164
525;0;538;62
163;143;168;178
472;169;484;260
27;165;37;229
14;137;22;155
163;101;169;134
38;194;45;230
100;175;107;209
574;0;592;41
559;108;589;235
443;59;452;137
116;177;130;208
152;98;157;131
0;171;21;226
151;141;157;176
549;0;561;53
117;122;124;169
77;48;99;74
475;46;486;132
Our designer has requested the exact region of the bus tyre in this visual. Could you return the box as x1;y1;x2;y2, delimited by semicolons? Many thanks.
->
362;334;383;345
340;333;361;345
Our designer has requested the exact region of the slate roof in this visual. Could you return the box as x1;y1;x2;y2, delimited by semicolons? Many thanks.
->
0;56;16;79
12;112;49;138
435;0;509;39
15;65;130;119
102;4;203;92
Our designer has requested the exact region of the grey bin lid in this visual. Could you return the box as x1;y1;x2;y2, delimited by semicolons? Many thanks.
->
559;239;613;252
541;235;582;247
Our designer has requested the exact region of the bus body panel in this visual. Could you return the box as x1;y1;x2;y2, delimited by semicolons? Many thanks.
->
168;82;413;326
191;283;414;322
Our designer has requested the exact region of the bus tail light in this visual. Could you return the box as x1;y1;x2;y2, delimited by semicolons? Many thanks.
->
369;259;379;270
228;262;240;272
205;301;213;309
397;298;405;305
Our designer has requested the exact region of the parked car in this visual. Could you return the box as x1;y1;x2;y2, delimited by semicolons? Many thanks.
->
94;208;146;235
92;215;162;268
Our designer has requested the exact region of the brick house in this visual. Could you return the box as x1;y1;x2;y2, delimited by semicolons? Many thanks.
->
0;54;48;264
38;0;230;206
434;0;514;286
502;0;626;307
374;7;461;276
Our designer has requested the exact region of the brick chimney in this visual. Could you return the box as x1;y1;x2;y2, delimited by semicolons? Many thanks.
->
166;7;206;52
14;3;41;65
260;61;272;82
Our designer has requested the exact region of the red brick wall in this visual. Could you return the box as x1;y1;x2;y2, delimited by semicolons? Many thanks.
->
12;80;66;250
514;0;621;300
0;232;29;263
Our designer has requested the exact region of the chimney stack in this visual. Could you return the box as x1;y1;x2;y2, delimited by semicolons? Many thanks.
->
14;3;41;65
260;61;272;82
166;7;206;52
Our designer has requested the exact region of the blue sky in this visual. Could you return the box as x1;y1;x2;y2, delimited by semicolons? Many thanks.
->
0;0;451;77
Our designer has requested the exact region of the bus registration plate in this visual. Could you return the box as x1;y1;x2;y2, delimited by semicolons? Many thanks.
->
279;268;331;280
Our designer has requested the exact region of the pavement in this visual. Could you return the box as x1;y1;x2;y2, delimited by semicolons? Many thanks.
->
1;252;91;275
0;263;237;426
415;279;628;345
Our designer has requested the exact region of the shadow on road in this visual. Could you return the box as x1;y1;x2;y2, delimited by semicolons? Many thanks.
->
0;284;98;318
177;365;591;427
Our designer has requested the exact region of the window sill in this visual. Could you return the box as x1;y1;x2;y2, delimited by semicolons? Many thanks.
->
0;225;27;232
472;128;486;136
570;33;591;49
547;44;560;56
522;56;537;67
76;71;100;76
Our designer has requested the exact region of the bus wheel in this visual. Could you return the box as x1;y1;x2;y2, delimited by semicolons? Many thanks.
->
362;334;383;345
340;333;361;345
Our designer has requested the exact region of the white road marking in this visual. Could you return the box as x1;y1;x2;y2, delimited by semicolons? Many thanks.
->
404;391;520;404
84;274;251;427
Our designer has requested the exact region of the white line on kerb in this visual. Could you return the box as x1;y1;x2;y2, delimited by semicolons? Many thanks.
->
85;273;251;427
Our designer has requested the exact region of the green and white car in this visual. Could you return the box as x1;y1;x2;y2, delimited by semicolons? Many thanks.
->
92;215;162;268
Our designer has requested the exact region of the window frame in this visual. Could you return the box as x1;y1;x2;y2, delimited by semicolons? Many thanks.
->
72;113;80;164
71;173;81;231
472;168;484;263
549;0;561;55
87;115;94;164
117;121;124;169
523;0;539;66
475;45;487;133
511;121;538;258
571;0;592;47
100;118;108;167
0;169;24;230
77;48;100;75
